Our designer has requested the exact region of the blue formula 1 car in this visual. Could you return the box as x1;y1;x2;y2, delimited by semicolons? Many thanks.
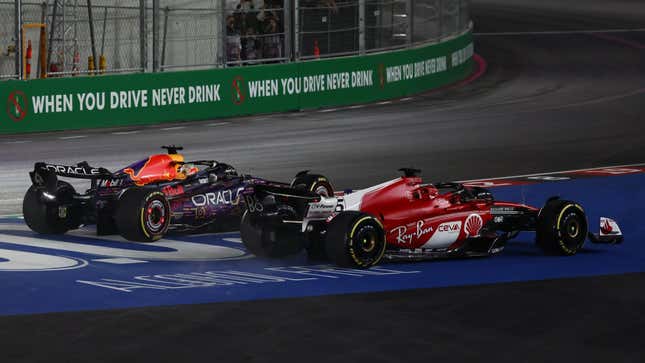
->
23;146;333;242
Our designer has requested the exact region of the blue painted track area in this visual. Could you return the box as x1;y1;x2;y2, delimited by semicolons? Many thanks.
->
0;171;643;316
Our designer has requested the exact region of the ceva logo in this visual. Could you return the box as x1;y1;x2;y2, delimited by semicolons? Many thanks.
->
437;222;461;233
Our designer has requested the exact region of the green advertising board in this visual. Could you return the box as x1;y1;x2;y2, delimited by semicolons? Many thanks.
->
0;31;473;134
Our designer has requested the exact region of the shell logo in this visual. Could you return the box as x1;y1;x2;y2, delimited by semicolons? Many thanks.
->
601;218;613;234
465;214;483;237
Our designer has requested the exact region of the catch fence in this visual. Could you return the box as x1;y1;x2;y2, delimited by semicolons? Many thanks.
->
1;0;470;79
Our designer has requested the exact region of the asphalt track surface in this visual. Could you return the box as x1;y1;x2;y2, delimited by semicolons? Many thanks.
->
1;0;644;361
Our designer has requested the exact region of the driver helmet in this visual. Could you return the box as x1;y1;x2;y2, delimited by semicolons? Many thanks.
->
179;163;198;177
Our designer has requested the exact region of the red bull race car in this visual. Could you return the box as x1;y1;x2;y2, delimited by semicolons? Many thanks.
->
23;146;333;242
240;168;624;268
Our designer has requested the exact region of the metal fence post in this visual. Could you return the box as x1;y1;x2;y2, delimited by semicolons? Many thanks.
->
438;0;443;40
407;0;414;45
358;0;365;54
220;0;226;67
161;7;169;70
284;0;292;61
87;0;99;72
152;0;160;72
139;0;147;72
15;0;22;80
294;0;299;60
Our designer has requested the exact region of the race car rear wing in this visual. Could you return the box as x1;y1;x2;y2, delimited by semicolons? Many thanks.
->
29;162;115;193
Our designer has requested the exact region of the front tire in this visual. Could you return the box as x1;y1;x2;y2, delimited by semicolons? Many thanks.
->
325;212;386;268
115;188;170;242
240;211;304;258
23;181;80;235
537;199;588;256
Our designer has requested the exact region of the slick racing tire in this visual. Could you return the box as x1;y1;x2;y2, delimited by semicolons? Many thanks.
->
115;188;171;242
537;199;588;256
291;173;333;197
325;212;386;268
240;210;304;258
23;181;80;235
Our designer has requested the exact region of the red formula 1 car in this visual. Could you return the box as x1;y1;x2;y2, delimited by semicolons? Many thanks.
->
240;168;623;268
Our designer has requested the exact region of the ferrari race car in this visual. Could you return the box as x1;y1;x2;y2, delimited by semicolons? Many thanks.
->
240;168;624;268
24;146;333;242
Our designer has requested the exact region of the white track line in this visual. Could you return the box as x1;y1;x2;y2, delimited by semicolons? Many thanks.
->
319;108;339;113
112;131;140;135
0;199;23;203
3;140;32;144
475;29;645;36
59;135;87;140
208;122;230;127
400;97;414;102
377;101;393;105
160;126;186;131
456;162;645;183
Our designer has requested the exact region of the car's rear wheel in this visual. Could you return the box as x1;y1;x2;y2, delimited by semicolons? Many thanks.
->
23;181;80;235
291;172;333;197
240;210;304;258
115;188;170;242
537;199;588;256
325;212;386;268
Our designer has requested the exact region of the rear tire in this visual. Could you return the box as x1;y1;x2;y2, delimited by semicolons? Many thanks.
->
325;212;386;268
537;199;588;256
291;173;333;197
115;188;170;242
240;211;304;258
23;181;79;235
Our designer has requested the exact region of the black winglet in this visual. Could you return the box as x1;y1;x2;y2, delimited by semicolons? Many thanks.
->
162;145;184;154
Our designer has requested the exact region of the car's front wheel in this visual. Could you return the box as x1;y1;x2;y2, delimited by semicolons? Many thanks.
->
537;199;588;255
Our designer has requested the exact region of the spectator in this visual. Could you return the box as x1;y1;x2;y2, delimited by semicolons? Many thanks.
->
262;16;282;60
226;15;241;64
242;27;259;61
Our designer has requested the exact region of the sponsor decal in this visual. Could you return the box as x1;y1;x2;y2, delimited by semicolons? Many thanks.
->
465;214;483;237
490;207;522;215
162;185;184;197
7;90;28;122
600;217;622;236
378;63;385;89
77;265;421;293
392;220;434;245
198;178;208;184
46;164;102;176
192;189;241;207
232;76;245;105
244;195;264;213
99;178;125;188
421;221;461;249
306;200;336;219
196;206;208;220
493;216;504;224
